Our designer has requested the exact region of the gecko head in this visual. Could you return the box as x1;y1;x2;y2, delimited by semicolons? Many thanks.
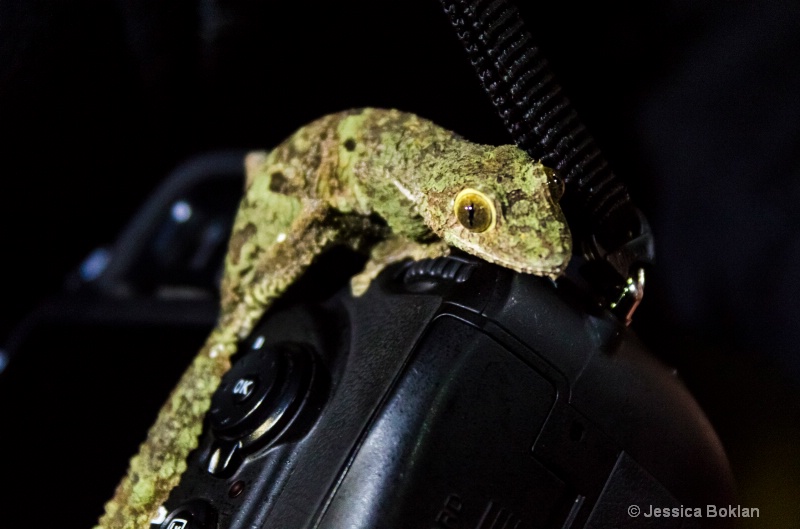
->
423;145;572;278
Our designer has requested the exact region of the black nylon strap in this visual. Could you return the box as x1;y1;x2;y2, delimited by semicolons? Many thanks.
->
440;0;654;281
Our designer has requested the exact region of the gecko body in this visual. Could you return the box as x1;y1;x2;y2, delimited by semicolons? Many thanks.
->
96;108;571;529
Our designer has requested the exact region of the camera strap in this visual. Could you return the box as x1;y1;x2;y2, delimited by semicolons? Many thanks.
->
439;0;654;322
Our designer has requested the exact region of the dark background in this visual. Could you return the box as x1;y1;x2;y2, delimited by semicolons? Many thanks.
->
2;1;800;527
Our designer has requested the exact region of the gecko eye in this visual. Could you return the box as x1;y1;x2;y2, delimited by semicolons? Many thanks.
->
454;188;496;233
544;166;565;202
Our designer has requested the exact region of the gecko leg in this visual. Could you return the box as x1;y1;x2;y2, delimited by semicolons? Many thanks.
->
350;235;450;296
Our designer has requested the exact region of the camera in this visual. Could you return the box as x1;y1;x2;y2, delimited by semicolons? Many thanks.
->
0;152;736;529
151;250;736;529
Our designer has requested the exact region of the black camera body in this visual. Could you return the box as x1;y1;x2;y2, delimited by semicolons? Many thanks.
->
154;253;735;529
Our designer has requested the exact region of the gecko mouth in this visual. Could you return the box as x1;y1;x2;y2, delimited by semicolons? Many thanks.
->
444;233;566;279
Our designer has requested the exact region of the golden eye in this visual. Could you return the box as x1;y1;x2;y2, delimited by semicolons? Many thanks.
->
544;166;565;201
454;188;496;233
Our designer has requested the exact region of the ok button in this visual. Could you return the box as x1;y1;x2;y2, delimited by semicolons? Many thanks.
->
231;377;257;403
208;348;282;438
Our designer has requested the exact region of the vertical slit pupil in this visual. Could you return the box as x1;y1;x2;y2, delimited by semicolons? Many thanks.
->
454;190;493;233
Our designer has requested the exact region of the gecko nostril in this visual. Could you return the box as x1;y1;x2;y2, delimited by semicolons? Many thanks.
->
344;138;356;151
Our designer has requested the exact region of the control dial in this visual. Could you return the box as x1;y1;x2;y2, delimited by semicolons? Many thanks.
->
206;342;316;475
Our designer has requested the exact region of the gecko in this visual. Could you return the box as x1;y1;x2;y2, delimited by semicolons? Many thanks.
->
94;108;571;529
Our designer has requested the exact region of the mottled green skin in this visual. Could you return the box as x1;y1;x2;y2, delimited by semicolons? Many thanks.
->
95;108;571;529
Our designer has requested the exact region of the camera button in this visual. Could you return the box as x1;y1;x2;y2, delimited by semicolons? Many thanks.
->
208;349;282;436
157;500;216;529
206;343;316;471
231;376;258;403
